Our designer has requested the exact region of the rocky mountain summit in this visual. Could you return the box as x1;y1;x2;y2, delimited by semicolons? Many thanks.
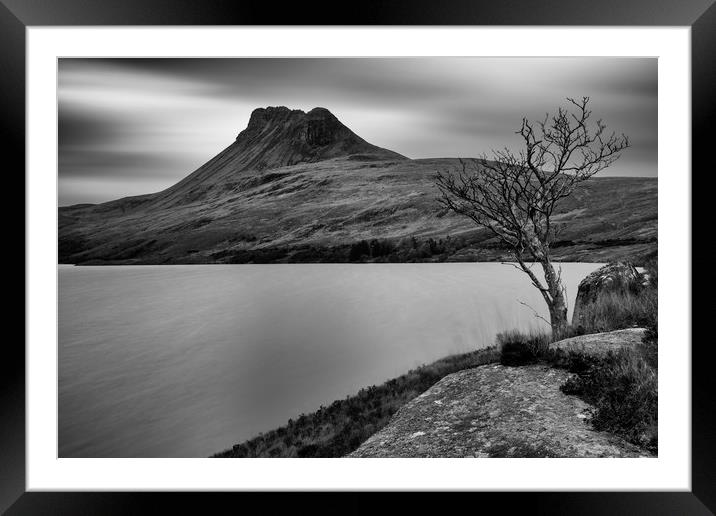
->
234;106;406;170
350;329;652;458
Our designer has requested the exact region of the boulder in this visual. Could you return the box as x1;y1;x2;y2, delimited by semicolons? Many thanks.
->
349;360;652;458
571;262;643;328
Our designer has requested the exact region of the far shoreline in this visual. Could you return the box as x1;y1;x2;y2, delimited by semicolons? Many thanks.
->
58;240;654;267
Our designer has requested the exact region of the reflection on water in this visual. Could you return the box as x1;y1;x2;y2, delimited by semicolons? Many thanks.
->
58;262;602;457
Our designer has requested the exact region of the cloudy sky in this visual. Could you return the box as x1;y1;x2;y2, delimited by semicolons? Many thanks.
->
58;58;657;206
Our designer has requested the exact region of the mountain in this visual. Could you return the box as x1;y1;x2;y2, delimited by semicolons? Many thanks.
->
59;107;657;265
115;106;406;212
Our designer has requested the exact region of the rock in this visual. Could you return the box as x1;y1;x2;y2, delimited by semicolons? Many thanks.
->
548;328;646;357
571;262;643;328
349;357;652;458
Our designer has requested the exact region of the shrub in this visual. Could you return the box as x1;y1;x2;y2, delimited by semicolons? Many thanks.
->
348;240;371;261
544;348;604;375
638;258;658;368
559;348;658;452
639;329;658;369
498;330;551;366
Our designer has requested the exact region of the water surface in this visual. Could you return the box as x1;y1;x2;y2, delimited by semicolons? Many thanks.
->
59;262;602;457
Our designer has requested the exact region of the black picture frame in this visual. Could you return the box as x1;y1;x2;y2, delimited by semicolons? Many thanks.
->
5;1;713;513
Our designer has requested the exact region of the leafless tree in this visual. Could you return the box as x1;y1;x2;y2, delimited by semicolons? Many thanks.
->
435;97;629;337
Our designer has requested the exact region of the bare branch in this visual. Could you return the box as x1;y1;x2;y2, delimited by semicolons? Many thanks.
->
517;299;552;326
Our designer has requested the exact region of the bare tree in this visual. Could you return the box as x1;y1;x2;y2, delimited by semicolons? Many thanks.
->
435;97;629;337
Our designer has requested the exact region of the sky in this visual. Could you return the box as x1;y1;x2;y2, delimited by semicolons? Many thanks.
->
58;58;657;206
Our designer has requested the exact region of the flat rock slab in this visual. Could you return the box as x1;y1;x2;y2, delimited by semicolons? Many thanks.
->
349;364;652;458
549;328;645;357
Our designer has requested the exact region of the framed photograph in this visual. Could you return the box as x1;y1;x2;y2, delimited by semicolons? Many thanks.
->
6;0;713;513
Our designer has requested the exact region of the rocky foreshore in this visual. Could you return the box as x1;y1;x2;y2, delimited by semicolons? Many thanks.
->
350;330;652;458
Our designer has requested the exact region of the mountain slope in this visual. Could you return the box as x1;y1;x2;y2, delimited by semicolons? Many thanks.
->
134;106;406;211
58;107;657;265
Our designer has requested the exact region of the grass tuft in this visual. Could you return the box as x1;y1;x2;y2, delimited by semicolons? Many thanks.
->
497;330;551;366
575;289;656;334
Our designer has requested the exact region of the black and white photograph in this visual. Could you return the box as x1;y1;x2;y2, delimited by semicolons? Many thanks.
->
58;57;658;459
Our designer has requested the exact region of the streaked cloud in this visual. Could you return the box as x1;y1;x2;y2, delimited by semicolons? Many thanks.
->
59;58;657;206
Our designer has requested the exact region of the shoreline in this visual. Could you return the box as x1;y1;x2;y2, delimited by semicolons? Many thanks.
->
59;240;655;267
212;346;501;458
213;326;657;458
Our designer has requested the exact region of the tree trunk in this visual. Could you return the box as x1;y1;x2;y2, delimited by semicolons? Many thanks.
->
548;291;569;339
541;260;569;339
515;252;570;339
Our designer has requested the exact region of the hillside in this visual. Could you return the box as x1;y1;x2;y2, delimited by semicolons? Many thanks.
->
59;107;657;265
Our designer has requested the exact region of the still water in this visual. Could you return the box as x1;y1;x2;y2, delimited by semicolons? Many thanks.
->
58;263;602;457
